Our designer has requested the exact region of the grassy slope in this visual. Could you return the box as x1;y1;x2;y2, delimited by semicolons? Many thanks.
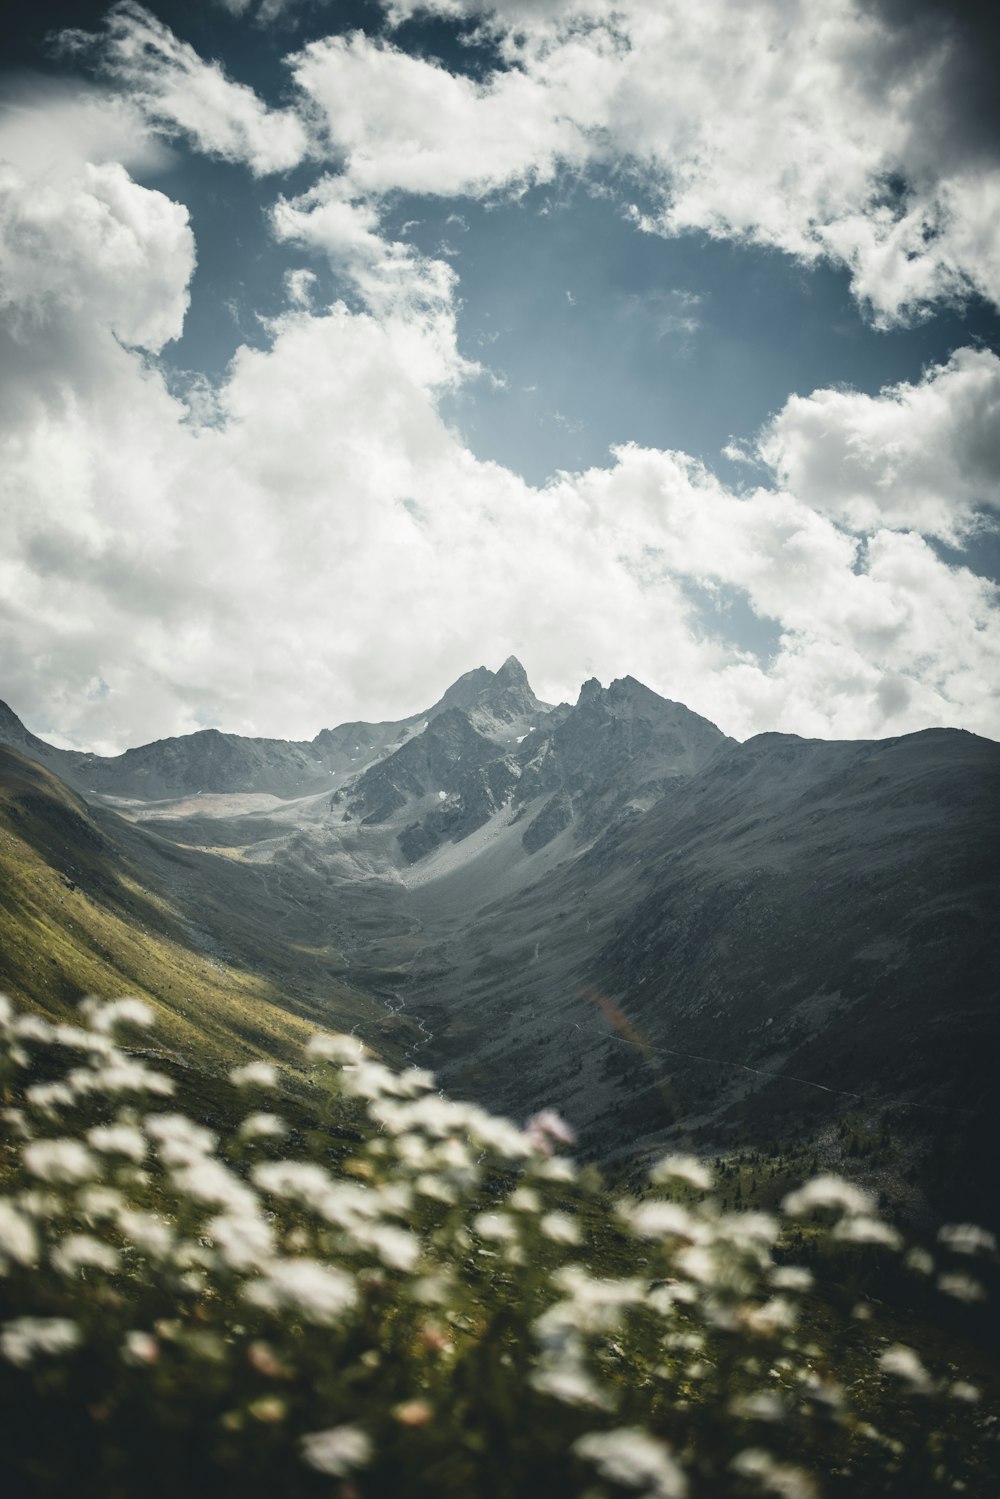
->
0;746;381;1079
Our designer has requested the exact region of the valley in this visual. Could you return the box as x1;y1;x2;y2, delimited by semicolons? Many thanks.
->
2;658;998;1224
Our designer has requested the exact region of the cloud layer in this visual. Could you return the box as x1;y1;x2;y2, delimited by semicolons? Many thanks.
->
0;2;998;752
294;0;1000;326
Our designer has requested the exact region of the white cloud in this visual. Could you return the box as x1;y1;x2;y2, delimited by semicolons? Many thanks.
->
289;29;590;197
0;76;171;180
272;180;463;333
756;349;1000;542
63;1;309;175
1;17;998;752
2;226;997;750
338;1;1000;326
0;158;193;353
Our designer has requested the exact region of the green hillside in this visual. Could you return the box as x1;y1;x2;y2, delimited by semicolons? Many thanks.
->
0;746;382;1078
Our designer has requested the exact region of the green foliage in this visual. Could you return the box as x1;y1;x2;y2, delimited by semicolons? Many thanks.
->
0;995;997;1499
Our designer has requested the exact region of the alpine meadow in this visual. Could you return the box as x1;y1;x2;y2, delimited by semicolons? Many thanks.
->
1;2;999;1496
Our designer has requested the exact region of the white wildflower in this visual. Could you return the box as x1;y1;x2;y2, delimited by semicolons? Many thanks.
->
539;1268;646;1339
525;1109;577;1154
396;1067;436;1096
354;1223;421;1272
23;1138;97;1184
229;1061;278;1089
730;1391;786;1422
245;1259;357;1325
937;1271;986;1303
574;1427;688;1497
13;1015;53;1042
78;1186;125;1220
530;1362;613;1410
80;996;155;1034
650;1154;713;1191
52;1234;118;1276
509;1186;542;1213
675;1245;719;1286
535;1155;577;1183
1;1317;80;1367
87;1124;146;1161
1;1108;31;1139
468;1110;532;1159
950;1381;981;1403
622;1201;706;1242
905;1247;934;1275
205;1211;276;1271
0;1201;38;1268
718;1212;780;1250
238;1113;288;1140
306;1032;367;1064
738;1297;799;1335
833;1216;901;1249
122;1330;159;1366
301;1424;372;1477
541;1212;581;1246
782;1175;873;1218
145;1113;217;1164
52;1023;113;1055
24;1081;77;1115
75;1061;173;1097
878;1344;933;1393
938;1223;997;1256
730;1447;817;1499
475;1212;518;1242
414;1173;456;1204
118;1209;174;1258
432;1135;475;1176
340;1060;405;1100
253;1160;334;1211
172;1157;258;1215
770;1266;813;1292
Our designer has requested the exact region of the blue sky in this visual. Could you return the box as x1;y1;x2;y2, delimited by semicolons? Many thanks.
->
1;0;999;751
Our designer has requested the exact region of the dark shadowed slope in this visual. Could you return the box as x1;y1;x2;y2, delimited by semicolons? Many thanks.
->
407;727;1000;1214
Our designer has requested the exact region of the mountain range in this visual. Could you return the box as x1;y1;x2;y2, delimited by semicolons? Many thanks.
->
2;659;998;1221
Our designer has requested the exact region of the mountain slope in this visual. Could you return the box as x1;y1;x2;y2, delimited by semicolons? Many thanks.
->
403;726;1000;1213
0;746;387;1070
3;667;997;1223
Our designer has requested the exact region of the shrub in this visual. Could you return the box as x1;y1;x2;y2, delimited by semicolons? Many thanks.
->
0;995;996;1498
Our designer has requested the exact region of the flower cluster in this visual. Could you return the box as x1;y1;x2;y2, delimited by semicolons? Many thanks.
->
0;993;995;1497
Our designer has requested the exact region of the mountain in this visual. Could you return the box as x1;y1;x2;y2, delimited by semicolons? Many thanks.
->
0;743;391;1075
2;662;998;1220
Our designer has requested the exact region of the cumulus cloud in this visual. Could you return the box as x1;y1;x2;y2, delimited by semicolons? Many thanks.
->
0;158;193;353
0;75;170;179
343;0;1000;326
1;9;998;752
756;349;1000;542
2;213;998;750
62;1;309;175
272;180;462;332
289;29;589;198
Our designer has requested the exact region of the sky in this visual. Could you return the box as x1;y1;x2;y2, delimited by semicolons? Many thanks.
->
1;0;999;753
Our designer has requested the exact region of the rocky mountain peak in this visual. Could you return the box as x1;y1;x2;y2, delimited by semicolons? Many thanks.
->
494;655;529;688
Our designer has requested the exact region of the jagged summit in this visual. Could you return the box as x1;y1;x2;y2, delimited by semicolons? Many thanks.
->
427;656;545;725
493;654;530;687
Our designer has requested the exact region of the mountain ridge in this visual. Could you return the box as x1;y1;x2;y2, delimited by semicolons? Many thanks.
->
2;663;997;1222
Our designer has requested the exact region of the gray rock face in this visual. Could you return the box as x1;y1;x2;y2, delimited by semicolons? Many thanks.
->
410;723;1000;1215
342;709;502;825
3;668;998;1223
337;669;732;864
0;657;554;805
